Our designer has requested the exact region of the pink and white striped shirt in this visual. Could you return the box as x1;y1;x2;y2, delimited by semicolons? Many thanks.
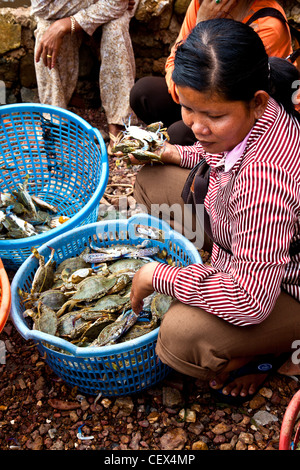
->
153;98;300;326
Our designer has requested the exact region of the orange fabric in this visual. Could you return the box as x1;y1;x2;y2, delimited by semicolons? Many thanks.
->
165;0;293;103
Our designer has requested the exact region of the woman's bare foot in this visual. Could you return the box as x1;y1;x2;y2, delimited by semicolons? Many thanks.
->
209;371;268;398
209;355;271;399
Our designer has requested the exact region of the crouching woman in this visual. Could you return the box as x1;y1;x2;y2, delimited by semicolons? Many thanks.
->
130;19;300;403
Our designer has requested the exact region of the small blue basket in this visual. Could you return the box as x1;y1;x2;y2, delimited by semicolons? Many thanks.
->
0;103;108;269
10;214;202;396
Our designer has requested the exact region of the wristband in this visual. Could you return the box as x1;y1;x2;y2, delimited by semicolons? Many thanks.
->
70;16;76;35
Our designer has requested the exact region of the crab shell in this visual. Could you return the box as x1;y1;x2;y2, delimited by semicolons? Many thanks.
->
56;274;131;317
80;294;132;321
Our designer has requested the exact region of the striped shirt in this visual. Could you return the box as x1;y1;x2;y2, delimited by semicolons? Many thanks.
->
153;98;300;326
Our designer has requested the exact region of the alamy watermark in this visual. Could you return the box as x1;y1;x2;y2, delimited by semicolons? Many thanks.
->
0;81;6;105
0;340;6;365
96;201;206;252
291;340;300;365
292;80;300;105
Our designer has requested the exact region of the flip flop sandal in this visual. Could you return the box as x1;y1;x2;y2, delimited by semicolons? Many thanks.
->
106;143;114;156
210;353;290;406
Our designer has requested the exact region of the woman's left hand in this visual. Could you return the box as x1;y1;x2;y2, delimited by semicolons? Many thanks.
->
35;18;71;69
130;262;160;314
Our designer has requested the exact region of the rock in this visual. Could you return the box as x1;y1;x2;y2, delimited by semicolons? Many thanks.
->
69;411;79;422
238;432;254;444
162;386;183;407
235;439;247;450
159;428;188;450
34;376;45;391
27;435;43;450
178;408;196;422
147;411;160;423
249;395;266;410
211;422;231;435
115;396;134;416
47;399;81;410
187;422;205;435
101;398;112;409
174;0;192;15
259;387;273;399
213;434;226;444
0;20;21;54
219;443;233;450
135;0;172;22
129;431;142;450
191;440;208;450
253;410;278;426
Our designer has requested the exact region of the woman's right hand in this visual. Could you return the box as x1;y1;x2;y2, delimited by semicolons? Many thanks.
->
35;18;74;69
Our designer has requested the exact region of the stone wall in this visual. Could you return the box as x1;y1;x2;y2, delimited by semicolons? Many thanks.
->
0;0;299;107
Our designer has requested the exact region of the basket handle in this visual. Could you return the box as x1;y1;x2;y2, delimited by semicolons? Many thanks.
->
10;308;80;354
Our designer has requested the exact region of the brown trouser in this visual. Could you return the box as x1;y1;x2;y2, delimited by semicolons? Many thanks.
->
134;164;300;380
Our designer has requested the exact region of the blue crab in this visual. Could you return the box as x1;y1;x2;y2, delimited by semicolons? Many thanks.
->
56;273;131;317
111;120;169;164
30;247;56;295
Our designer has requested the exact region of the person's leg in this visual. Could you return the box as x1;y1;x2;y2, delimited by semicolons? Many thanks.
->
130;77;197;144
100;2;138;147
34;18;81;108
156;291;300;397
167;120;197;145
130;76;182;127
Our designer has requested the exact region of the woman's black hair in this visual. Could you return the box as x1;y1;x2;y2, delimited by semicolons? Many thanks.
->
172;18;300;120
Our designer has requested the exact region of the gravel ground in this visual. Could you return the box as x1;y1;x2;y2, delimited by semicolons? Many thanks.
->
0;106;299;453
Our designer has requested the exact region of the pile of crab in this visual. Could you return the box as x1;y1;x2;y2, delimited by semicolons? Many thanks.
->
20;241;173;349
111;121;169;164
0;175;69;239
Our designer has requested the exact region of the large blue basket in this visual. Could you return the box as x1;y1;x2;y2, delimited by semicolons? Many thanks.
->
0;103;108;269
10;214;202;396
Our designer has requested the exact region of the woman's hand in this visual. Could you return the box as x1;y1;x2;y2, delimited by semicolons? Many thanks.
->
35;18;75;69
196;0;238;22
123;141;181;166
130;262;159;314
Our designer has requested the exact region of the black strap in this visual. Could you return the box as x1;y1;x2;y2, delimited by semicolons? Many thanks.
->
246;7;300;63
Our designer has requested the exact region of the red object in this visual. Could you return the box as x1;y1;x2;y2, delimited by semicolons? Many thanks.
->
279;389;300;450
0;258;11;333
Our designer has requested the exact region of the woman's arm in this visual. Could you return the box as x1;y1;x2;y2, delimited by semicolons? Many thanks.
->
148;162;296;326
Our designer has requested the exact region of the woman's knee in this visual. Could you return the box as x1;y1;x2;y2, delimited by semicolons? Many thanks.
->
158;303;210;358
157;302;230;377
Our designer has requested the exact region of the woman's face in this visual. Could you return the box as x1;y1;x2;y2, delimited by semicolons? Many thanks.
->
178;86;266;154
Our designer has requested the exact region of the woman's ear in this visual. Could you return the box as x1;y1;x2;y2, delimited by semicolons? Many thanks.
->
251;90;270;119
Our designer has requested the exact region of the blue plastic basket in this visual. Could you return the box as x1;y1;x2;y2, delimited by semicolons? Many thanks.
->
10;214;202;396
0;103;108;269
